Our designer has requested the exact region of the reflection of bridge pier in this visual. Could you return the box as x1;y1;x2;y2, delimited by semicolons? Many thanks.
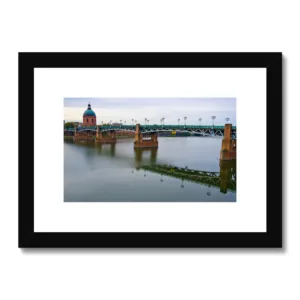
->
95;126;117;144
134;147;158;166
110;142;116;156
134;124;158;148
219;159;236;194
95;142;116;157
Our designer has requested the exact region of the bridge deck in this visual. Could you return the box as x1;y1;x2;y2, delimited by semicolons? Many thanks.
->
65;124;236;131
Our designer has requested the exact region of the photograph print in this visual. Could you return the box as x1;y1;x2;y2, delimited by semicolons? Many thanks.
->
64;97;236;202
19;52;282;247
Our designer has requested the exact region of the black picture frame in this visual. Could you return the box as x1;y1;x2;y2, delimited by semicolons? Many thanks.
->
19;52;282;248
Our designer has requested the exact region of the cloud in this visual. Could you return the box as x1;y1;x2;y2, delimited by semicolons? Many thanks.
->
64;97;236;125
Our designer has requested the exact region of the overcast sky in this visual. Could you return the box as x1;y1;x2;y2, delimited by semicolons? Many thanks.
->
64;97;236;125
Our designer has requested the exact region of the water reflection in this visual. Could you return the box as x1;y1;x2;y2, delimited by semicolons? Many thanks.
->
140;160;236;193
134;148;158;167
134;144;235;193
95;142;116;157
219;160;236;194
64;137;236;202
74;140;116;157
68;139;236;192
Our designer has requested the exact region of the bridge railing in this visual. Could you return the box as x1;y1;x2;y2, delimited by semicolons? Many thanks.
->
65;124;236;131
100;125;236;130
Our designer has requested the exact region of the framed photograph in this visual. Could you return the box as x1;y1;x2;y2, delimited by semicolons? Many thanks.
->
19;52;282;247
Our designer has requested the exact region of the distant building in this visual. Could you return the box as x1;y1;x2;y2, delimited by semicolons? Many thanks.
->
83;103;96;126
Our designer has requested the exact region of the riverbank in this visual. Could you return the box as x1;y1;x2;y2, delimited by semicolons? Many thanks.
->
64;135;134;141
64;136;73;141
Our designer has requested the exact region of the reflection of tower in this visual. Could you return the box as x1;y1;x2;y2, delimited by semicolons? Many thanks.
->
219;160;236;194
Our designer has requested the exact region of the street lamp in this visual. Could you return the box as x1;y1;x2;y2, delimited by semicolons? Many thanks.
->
225;117;230;123
132;119;134;124
184;116;187;127
211;116;216;128
145;118;147;126
199;118;202;126
178;118;180;127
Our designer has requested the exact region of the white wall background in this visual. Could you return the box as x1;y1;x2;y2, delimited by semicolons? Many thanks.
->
0;1;296;300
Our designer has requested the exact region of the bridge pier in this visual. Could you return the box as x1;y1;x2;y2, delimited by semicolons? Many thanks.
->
219;124;236;161
73;126;94;141
95;126;116;144
134;124;158;148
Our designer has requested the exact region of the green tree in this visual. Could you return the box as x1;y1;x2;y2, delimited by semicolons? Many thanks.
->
64;122;75;129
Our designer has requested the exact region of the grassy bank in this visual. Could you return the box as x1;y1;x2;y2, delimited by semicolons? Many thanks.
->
64;136;73;141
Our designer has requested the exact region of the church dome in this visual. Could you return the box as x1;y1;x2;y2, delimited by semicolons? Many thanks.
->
83;103;96;117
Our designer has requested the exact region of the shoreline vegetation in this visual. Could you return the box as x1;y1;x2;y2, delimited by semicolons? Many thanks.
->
64;136;73;141
64;135;134;141
64;134;212;141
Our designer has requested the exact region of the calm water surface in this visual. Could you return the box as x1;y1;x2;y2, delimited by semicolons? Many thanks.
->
64;137;236;202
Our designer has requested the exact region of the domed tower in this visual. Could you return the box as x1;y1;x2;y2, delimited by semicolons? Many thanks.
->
83;103;96;126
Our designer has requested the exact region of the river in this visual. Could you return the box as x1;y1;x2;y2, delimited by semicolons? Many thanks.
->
64;137;236;202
